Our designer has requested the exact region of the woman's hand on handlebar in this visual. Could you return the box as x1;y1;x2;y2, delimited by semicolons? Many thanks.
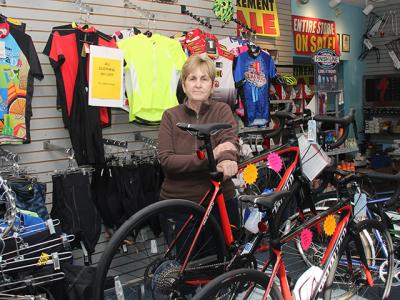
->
217;160;238;181
213;142;237;160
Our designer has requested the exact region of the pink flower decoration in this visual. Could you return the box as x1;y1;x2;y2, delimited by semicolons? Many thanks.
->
300;228;313;251
267;152;283;173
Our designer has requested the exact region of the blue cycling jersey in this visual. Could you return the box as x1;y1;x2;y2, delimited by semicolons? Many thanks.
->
234;51;276;126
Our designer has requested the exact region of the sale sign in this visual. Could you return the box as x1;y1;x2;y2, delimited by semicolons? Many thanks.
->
236;0;280;37
292;15;339;56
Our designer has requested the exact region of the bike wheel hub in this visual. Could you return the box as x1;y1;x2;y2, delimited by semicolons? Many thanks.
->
151;260;182;296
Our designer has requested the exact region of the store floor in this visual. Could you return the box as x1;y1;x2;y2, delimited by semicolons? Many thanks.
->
102;225;400;299
102;247;400;299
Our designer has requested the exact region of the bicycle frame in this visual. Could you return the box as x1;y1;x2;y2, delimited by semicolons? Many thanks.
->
169;146;300;283
255;201;373;300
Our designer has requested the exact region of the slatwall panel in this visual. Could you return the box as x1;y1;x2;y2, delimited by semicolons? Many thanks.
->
1;0;293;264
364;0;400;75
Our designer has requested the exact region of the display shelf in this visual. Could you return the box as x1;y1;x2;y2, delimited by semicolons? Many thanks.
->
238;126;273;134
270;100;295;104
326;147;359;156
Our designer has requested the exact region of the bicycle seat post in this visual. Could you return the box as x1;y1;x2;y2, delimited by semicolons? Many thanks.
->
200;133;223;182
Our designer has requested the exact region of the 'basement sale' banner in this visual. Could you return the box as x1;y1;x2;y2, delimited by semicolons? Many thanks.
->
292;15;339;56
236;0;280;37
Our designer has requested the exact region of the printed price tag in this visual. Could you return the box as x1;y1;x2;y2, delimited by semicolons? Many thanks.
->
307;120;317;144
353;193;367;219
37;252;50;266
151;239;158;254
363;38;373;50
0;41;6;59
206;38;217;55
241;242;253;255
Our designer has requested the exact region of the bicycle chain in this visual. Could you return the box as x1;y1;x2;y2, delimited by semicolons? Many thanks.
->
183;253;256;272
184;261;229;272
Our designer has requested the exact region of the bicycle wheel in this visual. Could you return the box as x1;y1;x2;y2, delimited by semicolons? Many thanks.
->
281;206;335;269
192;268;283;300
324;219;394;300
93;199;229;300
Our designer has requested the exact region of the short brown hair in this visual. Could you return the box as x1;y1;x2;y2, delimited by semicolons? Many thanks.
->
181;54;216;82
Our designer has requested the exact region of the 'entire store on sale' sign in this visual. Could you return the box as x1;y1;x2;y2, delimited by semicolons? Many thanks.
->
236;0;280;37
292;15;339;56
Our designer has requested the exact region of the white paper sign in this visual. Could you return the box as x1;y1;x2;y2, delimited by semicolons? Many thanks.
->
298;134;330;181
88;45;124;108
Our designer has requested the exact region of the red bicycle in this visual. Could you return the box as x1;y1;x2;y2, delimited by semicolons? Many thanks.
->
93;108;361;299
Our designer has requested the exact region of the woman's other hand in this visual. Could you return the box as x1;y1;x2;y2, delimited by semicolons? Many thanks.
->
216;160;238;180
213;142;237;160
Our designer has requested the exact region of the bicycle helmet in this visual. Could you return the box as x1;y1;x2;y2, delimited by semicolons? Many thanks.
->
213;0;234;24
281;74;298;86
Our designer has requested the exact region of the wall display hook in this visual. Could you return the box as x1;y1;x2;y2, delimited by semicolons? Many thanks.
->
232;18;256;34
181;5;212;29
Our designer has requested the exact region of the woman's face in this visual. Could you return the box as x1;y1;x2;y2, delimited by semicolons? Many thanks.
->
182;67;213;103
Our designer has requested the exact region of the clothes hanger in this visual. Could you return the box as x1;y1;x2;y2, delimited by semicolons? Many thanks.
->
247;31;261;57
0;251;72;278
144;16;154;37
1;234;73;264
0;272;65;294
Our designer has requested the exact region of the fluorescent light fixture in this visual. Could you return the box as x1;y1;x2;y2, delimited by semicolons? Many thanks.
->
329;0;341;8
363;3;374;15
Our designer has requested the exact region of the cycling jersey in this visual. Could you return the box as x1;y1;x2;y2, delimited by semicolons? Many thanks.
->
117;33;187;122
219;36;248;57
44;24;116;165
234;50;276;126
0;22;43;144
112;28;142;113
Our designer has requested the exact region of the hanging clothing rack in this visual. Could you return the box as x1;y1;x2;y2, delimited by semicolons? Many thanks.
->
103;138;128;149
124;0;155;21
0;148;19;163
134;132;158;149
73;0;93;14
181;5;212;29
233;18;256;34
43;140;74;157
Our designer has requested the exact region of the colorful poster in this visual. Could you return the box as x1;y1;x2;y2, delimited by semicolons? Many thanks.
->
313;48;340;92
89;45;124;108
292;15;340;56
236;0;280;37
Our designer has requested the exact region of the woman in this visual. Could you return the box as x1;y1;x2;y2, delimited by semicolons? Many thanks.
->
158;55;240;251
158;54;239;209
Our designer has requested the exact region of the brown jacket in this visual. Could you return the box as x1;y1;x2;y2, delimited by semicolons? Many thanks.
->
158;100;239;201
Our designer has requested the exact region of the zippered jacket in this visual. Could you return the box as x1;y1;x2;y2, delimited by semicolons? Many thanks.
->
158;100;239;201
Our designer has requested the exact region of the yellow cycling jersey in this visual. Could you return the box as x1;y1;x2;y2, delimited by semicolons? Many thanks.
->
118;33;187;122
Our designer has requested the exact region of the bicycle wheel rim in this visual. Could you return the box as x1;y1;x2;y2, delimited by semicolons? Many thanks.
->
192;268;283;300
93;199;228;300
324;219;394;300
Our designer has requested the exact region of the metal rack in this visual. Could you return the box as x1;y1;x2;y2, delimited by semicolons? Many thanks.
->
181;5;212;29
124;0;155;22
103;138;128;149
43;140;74;157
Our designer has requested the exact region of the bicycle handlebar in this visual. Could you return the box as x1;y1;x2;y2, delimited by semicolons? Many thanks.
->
314;108;355;125
314;108;356;150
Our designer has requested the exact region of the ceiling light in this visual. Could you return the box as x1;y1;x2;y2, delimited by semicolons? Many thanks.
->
329;0;341;8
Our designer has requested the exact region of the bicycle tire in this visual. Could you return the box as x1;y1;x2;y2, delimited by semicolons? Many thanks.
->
323;219;394;300
192;268;283;300
93;199;228;300
282;205;338;269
